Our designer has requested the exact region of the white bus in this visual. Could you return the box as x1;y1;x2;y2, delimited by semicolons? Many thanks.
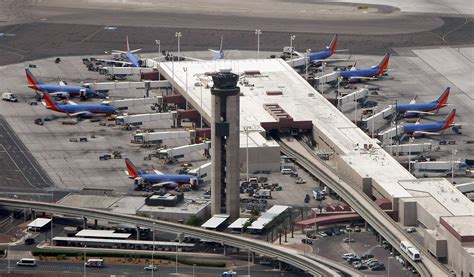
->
86;258;104;268
16;258;36;266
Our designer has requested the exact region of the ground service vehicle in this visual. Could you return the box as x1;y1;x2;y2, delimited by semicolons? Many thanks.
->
2;92;18;102
16;258;36;266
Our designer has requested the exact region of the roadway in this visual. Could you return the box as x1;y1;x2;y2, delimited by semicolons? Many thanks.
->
0;260;294;277
0;198;363;277
276;138;448;277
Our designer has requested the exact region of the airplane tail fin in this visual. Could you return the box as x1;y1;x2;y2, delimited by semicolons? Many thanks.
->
434;87;450;108
443;109;456;128
25;68;42;90
42;92;59;111
375;53;390;76
329;34;338;54
126;35;130;52
125;158;141;178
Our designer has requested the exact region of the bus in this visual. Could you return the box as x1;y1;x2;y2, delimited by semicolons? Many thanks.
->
86;259;104;268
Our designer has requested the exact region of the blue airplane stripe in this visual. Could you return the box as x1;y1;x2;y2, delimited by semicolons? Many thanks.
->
340;68;378;78
396;103;437;112
403;122;445;133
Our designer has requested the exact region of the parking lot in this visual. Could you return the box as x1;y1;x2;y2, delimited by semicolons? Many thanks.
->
307;228;419;276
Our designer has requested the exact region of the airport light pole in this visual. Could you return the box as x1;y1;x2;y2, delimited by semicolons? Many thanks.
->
175;245;178;274
83;245;87;277
7;213;12;273
408;137;414;173
200;84;203;127
183;67;188;110
193;264;196;277
50;214;53;246
151;222;155;277
175;32;182;62
155;39;161;56
451;149;458;184
305;49;311;81
290;35;296;68
244;126;250;181
248;247;251;276
255;29;262;58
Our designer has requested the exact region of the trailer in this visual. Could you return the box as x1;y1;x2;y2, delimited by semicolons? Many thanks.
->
188;162;212;179
101;97;163;110
383;142;432;155
412;160;468;178
455;182;474;193
116;111;177;126
158;141;210;161
133;131;190;144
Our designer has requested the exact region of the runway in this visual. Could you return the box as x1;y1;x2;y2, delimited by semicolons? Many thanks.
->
0;0;471;65
0;116;52;192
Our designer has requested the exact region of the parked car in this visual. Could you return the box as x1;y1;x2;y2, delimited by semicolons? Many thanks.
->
301;238;313;245
24;238;35;245
341;253;355;260
144;265;158;271
371;264;385;271
361;254;374;260
318;231;328;237
343;238;355;243
406;227;416;233
354;263;368;270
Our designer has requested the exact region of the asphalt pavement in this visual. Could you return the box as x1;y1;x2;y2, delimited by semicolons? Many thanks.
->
0;115;52;192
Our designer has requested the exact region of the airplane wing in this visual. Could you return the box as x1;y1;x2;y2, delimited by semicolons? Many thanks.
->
67;100;78;105
111;50;127;54
59;80;67;86
129;49;142;53
153;169;163;175
413;131;440;136
208;49;220;54
349;76;379;80
409;96;417;104
46;91;71;98
68;111;94;117
405;110;435;115
97;58;133;66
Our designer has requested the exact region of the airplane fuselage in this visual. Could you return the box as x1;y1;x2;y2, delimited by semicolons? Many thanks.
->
403;121;450;134
140;173;199;185
51;103;116;116
396;102;439;113
126;52;141;67
340;67;379;79
33;84;95;97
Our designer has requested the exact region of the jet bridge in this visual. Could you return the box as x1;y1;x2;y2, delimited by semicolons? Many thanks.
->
337;88;369;108
315;72;339;93
384;142;432;155
116;111;177;126
361;105;397;131
98;66;154;77
84;80;171;91
158;141;211;162
133;130;191;144
101;97;163;110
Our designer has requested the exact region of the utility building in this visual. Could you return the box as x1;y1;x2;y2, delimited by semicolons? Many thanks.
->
210;71;240;220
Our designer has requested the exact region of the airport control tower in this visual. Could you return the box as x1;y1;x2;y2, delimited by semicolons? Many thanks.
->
210;70;240;220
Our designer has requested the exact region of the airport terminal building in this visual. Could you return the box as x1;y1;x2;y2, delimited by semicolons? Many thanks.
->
154;58;474;276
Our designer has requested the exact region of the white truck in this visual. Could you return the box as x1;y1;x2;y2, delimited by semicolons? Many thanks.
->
2;92;18;102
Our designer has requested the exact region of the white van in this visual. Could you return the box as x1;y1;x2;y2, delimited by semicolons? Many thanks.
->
86;258;104;268
16;258;36;266
281;168;293;174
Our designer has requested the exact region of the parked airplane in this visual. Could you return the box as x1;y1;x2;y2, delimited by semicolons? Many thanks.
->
101;36;142;67
41;91;116;118
208;36;225;60
26;69;95;98
184;36;227;61
307;34;349;66
125;158;203;186
339;53;390;82
396;87;451;117
402;109;459;136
